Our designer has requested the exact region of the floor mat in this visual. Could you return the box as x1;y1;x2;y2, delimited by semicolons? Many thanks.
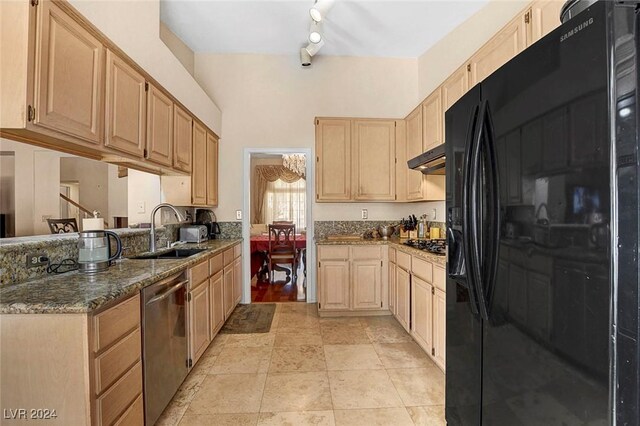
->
219;303;276;334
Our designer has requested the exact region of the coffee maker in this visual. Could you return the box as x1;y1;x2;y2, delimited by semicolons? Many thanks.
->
194;209;221;239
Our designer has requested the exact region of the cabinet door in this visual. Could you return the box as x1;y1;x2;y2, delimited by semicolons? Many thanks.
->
433;287;446;370
395;267;411;332
389;261;396;315
411;276;433;354
318;260;350;311
530;0;563;44
223;265;234;319
352;120;396;201
191;122;207;205
189;282;211;365
146;84;173;166
395;120;407;202
206;132;219;206
233;256;242;305
441;65;469;117
352;259;383;310
316;119;351;201
210;271;224;337
173;105;192;173
405;106;424;201
422;89;443;152
104;50;145;157
469;14;528;87
34;0;103;144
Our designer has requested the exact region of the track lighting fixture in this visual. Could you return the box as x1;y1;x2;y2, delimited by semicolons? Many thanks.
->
309;21;323;44
300;48;312;67
306;39;325;57
310;0;334;22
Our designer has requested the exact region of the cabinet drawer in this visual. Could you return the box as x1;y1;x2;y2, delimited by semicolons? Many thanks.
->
209;253;223;275
433;265;446;292
351;245;382;260
94;328;141;395
113;393;143;426
96;361;142;426
234;243;242;259
389;247;396;263
412;257;433;283
318;245;349;261
223;248;234;265
190;260;209;288
93;294;140;353
396;251;411;271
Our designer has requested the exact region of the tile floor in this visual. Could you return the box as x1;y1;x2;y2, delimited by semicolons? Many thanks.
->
157;303;445;426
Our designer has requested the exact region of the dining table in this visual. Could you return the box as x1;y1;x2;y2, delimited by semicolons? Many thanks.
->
250;234;307;280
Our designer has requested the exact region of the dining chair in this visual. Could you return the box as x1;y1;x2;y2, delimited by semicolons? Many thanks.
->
267;223;298;283
47;218;79;234
273;220;294;225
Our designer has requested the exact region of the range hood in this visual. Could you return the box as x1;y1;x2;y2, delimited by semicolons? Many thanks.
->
407;144;446;175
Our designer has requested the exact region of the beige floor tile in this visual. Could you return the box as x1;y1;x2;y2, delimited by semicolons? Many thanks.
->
363;322;414;343
319;317;363;327
269;345;326;372
225;333;276;348
171;369;208;405
257;411;335;426
188;373;267;414
261;371;332;412
321;326;371;345
324;344;384;371
210;346;273;374
190;354;217;376
328;370;403;410
205;334;228;356
277;313;320;331
179;413;259;426
406;406;446;426
274;330;323;347
156;398;189;426
387;368;445;406
279;303;318;315
334;408;414;426
374;342;434;368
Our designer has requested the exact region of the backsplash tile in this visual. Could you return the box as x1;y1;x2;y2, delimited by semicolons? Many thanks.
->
217;222;242;239
314;220;446;240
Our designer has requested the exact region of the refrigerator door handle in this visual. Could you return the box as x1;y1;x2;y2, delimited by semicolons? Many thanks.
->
478;101;501;321
462;104;481;316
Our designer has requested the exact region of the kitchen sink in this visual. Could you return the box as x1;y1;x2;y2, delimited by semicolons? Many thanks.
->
130;248;207;260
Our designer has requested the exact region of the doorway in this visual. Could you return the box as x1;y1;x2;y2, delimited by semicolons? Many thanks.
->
242;148;315;305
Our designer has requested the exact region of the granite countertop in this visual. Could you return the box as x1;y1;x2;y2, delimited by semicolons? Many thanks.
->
0;239;242;315
316;237;447;266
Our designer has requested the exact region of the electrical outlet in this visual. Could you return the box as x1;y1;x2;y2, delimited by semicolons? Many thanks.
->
137;201;146;214
26;253;48;268
236;210;242;220
361;209;368;220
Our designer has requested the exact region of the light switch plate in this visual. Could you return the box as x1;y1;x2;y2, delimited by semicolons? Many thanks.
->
361;209;368;220
137;201;146;214
236;210;242;220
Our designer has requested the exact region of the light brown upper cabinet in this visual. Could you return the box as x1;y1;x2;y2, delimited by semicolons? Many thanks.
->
173;105;193;173
104;50;146;157
145;84;173;167
34;0;104;145
206;132;219;206
529;0;563;44
394;120;407;202
469;14;528;88
405;106;425;201
442;65;470;116
422;89;443;152
352;120;396;201
316;119;352;202
192;122;207;205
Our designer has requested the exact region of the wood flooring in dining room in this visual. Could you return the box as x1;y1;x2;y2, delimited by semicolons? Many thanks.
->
251;269;306;303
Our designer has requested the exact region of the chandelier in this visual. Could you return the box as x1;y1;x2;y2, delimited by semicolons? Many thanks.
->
282;154;306;177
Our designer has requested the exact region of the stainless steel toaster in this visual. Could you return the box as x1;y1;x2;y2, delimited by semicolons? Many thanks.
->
180;225;208;243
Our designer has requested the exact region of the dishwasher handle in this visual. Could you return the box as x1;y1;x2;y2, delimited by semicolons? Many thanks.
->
146;280;188;305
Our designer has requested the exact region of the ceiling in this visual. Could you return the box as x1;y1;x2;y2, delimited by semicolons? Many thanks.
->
160;1;490;58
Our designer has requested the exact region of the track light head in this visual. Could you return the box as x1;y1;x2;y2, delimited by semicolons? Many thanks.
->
300;48;312;67
310;0;335;22
309;21;323;44
305;39;325;57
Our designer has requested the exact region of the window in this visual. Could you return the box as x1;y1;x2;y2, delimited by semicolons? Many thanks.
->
264;178;306;229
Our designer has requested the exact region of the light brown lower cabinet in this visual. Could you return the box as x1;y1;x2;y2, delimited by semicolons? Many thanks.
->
233;256;242;305
411;276;434;354
188;279;211;366
388;248;397;316
395;264;411;331
210;270;225;336
433;287;446;369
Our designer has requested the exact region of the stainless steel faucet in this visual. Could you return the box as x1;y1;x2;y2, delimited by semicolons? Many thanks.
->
149;203;185;253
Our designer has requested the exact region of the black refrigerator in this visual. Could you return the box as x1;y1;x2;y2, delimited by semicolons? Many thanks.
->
445;1;640;424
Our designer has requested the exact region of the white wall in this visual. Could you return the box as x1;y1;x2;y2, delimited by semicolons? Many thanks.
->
69;0;222;135
127;169;161;226
60;157;109;227
108;166;128;224
195;53;444;222
417;0;530;100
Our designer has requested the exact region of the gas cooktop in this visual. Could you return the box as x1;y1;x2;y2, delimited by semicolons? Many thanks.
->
403;239;447;256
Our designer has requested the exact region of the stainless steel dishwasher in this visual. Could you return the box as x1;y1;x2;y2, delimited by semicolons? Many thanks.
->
142;272;189;426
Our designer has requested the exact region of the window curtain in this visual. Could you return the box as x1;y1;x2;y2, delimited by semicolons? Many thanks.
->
264;178;306;229
253;165;304;224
